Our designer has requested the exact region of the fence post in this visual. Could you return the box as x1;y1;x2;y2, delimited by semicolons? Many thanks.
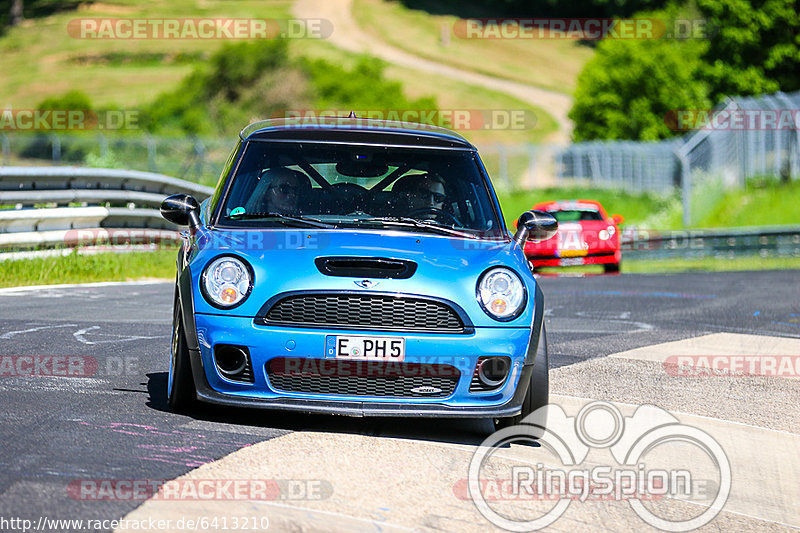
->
194;138;206;180
98;133;108;158
146;135;157;173
555;146;564;186
1;134;9;166
774;92;798;182
498;144;510;190
50;134;61;162
676;148;691;227
527;144;536;189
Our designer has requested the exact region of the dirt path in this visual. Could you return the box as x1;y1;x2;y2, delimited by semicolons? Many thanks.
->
292;0;573;145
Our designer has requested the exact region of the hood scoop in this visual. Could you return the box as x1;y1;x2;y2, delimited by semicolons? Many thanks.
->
315;257;417;279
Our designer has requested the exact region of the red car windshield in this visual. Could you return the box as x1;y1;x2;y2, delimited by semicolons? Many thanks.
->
547;209;604;222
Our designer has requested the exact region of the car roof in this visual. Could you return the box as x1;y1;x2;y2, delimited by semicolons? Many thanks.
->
240;117;476;150
533;199;605;211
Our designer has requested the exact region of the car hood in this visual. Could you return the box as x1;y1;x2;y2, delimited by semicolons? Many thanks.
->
188;228;537;328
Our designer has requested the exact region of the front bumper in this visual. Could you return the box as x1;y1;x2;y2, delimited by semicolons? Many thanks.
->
189;348;534;417
177;269;546;417
190;315;538;417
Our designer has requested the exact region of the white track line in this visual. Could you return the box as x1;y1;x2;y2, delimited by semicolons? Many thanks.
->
0;280;171;294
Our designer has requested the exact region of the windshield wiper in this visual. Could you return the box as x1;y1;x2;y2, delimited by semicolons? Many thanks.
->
228;212;336;229
356;217;479;239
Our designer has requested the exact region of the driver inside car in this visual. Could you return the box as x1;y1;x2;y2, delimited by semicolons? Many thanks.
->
393;172;448;216
246;167;311;215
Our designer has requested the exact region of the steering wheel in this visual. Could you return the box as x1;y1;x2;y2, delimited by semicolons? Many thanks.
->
408;207;463;227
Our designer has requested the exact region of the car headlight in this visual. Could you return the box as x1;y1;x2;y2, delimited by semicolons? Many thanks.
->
599;226;615;240
477;267;526;321
201;255;253;308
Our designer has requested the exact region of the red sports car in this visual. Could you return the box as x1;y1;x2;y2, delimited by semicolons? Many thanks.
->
522;199;624;273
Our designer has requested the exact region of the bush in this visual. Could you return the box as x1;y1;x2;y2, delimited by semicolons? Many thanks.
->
143;40;438;136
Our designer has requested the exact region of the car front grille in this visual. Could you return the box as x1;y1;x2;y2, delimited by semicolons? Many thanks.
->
256;292;468;333
266;358;460;398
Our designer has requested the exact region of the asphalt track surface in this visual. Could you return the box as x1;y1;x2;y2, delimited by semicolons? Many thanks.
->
0;270;798;532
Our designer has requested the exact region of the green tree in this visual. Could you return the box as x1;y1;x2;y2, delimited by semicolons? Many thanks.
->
697;0;800;101
570;36;710;141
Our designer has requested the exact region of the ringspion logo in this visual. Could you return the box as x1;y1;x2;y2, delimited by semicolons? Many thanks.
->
466;401;730;531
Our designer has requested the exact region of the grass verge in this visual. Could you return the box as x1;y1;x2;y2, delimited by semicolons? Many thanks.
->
497;187;675;228
0;248;177;288
500;179;800;230
1;0;557;148
0;0;291;108
292;38;558;145
352;0;593;95
1;247;796;290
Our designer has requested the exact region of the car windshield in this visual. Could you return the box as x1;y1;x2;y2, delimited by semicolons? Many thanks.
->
547;209;603;222
218;141;504;238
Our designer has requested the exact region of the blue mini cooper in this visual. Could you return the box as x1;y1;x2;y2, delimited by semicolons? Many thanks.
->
161;117;557;430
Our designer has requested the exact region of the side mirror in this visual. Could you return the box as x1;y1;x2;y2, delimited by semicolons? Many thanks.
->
611;214;624;225
161;194;201;231
513;210;558;246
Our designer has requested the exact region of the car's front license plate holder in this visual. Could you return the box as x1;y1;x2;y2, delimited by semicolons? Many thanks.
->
326;335;405;361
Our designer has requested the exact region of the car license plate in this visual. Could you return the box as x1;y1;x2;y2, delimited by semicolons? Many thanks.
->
561;257;585;266
559;249;588;257
326;335;405;361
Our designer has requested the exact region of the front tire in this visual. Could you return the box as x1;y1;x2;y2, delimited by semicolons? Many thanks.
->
604;262;621;273
494;326;549;436
168;293;196;412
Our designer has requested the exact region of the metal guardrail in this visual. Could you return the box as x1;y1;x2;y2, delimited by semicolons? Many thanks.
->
1;167;797;262
0;166;214;255
0;166;213;198
622;225;800;260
